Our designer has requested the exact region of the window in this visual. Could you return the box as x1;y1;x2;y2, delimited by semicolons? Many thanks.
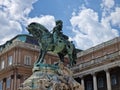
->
44;59;46;63
24;56;31;65
98;77;104;88
111;74;117;86
6;77;10;88
8;56;13;65
1;60;5;69
86;81;92;90
0;81;2;90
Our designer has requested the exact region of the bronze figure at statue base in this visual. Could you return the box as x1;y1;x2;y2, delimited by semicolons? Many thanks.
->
19;62;83;90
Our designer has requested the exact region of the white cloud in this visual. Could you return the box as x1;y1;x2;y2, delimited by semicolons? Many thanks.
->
101;0;115;9
110;7;120;27
0;0;37;20
0;10;22;44
101;0;115;17
0;0;57;45
70;8;119;50
0;0;119;51
0;0;38;45
27;15;56;31
100;1;120;32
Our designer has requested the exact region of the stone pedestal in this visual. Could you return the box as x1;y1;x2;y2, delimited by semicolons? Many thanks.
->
19;63;83;90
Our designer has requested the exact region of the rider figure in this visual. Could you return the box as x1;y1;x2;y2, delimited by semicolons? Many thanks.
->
52;20;68;45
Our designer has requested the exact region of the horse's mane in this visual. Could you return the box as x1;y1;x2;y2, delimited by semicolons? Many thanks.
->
34;22;49;33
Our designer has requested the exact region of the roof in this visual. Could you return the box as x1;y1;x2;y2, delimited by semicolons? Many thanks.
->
0;34;39;50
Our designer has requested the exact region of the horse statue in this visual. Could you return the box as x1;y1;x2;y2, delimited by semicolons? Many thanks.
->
27;22;77;67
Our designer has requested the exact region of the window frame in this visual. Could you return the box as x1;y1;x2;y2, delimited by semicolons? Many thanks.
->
86;81;93;90
98;77;104;88
24;55;31;65
111;74;117;86
1;60;5;69
8;55;13;66
6;77;11;88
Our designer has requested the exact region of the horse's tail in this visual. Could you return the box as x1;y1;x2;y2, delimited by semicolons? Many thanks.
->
72;48;77;64
67;41;77;66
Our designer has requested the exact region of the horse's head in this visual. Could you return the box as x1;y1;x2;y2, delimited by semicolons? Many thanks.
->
26;22;49;39
26;22;41;38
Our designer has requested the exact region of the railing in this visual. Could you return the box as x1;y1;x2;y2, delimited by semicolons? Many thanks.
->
72;51;120;73
0;41;39;54
0;64;33;72
16;41;39;50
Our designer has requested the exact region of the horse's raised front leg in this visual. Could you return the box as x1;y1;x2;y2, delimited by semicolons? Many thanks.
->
38;50;47;64
66;42;76;67
34;49;43;66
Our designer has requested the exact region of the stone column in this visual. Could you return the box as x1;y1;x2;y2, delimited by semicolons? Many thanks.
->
92;73;97;90
17;74;21;89
11;75;14;90
3;78;6;90
81;77;85;90
105;69;111;90
14;73;17;90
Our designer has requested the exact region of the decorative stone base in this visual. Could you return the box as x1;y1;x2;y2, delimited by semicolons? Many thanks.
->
19;63;83;90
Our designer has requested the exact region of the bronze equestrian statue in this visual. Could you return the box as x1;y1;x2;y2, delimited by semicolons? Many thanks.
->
26;20;77;67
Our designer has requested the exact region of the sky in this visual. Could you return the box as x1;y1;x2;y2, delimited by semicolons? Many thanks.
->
0;0;120;50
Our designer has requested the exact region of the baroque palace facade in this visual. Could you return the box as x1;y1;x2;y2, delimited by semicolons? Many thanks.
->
0;34;120;90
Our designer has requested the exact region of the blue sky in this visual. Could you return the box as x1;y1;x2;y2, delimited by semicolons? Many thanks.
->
0;0;120;50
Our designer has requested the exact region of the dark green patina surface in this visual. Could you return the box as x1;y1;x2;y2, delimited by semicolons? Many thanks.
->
27;20;77;67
